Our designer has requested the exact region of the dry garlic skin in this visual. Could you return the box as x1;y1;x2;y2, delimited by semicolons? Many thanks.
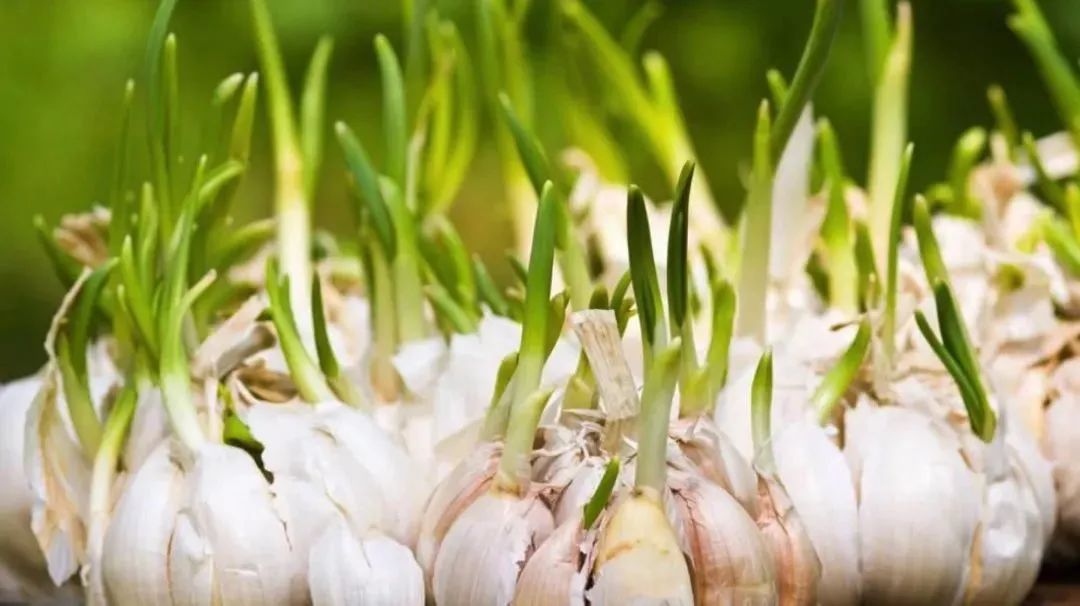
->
513;518;589;606
588;491;694;606
0;377;59;600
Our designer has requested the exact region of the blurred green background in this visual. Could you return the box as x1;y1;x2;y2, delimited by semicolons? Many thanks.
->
1;0;1077;380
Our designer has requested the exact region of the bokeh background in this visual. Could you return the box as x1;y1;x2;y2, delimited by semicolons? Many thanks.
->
1;0;1078;380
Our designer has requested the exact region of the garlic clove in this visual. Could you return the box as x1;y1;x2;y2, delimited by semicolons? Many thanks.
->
416;440;500;586
168;443;301;605
754;473;821;606
245;401;384;581
772;420;859;606
668;471;777;605
1045;394;1080;559
846;403;980;605
673;417;759;516
101;444;184;606
432;491;554;606
588;489;694;606
308;517;424;606
513;517;591;606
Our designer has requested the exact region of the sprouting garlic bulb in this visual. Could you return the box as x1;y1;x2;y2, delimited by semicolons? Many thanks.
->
431;489;554;605
102;441;301;605
770;420;860;605
588;486;694;605
390;313;579;484
844;399;981;605
667;468;777;605
0;376;77;602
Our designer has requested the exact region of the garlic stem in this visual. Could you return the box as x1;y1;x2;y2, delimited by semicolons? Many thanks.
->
812;318;870;425
987;85;1020;155
867;2;912;277
635;339;683;494
860;0;890;85
496;387;555;493
882;143;913;366
498;95;591;309
57;335;103;460
1022;131;1067;211
912;195;949;286
300;38;333;199
496;184;559;490
382;179;427;342
818;118;858;313
265;261;336;403
368;241;402;401
89;384;136;537
627;185;667;371
107;79;136;258
1009;0;1080;148
735;101;773;342
481;352;519;439
250;0;316;353
750;348;775;473
584;458;621;529
769;0;844;163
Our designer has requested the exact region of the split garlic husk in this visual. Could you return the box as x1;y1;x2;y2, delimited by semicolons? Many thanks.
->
0;377;78;602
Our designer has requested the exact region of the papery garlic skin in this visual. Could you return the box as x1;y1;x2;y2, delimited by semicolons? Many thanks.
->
771;420;860;606
308;517;424;606
513;517;590;606
672;418;759;516
668;471;777;606
845;402;980;606
1046;360;1080;559
432;491;554;606
588;489;694;606
754;474;820;606
0;376;66;601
